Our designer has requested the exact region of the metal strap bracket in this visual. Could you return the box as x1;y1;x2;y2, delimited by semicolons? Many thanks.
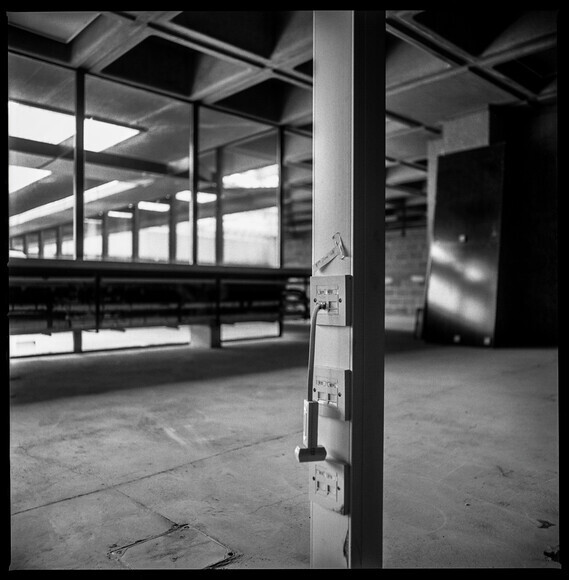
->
313;232;347;273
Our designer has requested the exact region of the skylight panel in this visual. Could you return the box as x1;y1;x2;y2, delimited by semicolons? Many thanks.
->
175;190;217;203
107;210;133;219
84;180;137;201
10;180;141;227
138;201;170;212
9;165;52;193
8;101;140;151
9;101;75;144
84;118;140;152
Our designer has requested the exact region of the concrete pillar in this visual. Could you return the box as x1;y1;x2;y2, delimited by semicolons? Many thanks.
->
190;323;221;348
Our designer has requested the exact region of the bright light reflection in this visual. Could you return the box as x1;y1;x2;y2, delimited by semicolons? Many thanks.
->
108;210;133;219
463;263;487;283
430;243;455;265
84;180;137;200
428;275;489;325
138;201;170;212
9;101;75;144
431;243;488;284
461;297;488;324
84;118;139;152
9;165;52;193
10;196;75;227
427;276;461;314
175;190;217;204
223;164;278;189
9;101;140;152
10;180;142;227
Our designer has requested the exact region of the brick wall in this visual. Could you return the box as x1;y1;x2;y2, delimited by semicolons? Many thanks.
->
385;227;428;316
284;232;312;268
284;227;429;316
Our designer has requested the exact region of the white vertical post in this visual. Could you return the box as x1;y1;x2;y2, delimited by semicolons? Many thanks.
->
311;10;384;568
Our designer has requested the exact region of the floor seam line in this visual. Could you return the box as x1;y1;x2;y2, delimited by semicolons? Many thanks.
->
11;429;303;517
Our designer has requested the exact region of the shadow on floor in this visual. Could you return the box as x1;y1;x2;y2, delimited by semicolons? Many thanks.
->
10;323;430;404
384;329;436;354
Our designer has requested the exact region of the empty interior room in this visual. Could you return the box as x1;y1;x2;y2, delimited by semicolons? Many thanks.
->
7;10;559;570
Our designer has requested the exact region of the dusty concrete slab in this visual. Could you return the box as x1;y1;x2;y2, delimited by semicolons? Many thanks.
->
116;431;310;569
10;487;174;570
109;523;233;569
9;320;559;569
10;326;311;570
383;337;559;569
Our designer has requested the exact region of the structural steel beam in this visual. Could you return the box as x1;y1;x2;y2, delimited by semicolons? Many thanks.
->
310;11;384;568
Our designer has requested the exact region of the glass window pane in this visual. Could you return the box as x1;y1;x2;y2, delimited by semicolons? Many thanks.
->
107;210;134;260
26;233;40;257
222;129;279;267
61;224;74;258
198;108;272;266
84;218;103;259
42;229;58;259
10;237;25;255
138;201;170;262
8;54;75;259
84;76;192;264
283;130;312;268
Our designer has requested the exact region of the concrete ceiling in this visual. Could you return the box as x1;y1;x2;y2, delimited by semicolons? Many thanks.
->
7;10;558;232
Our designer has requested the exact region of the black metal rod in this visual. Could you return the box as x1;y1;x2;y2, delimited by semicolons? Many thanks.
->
74;69;85;260
190;103;199;265
101;213;109;259
215;146;224;265
168;198;177;263
277;126;285;268
94;274;101;331
38;230;45;258
132;206;139;262
56;227;63;258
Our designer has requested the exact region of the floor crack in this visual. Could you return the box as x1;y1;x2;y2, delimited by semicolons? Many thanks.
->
247;491;305;515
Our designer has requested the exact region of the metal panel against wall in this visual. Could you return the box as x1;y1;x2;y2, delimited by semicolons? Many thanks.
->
423;240;500;345
432;144;505;244
423;144;505;345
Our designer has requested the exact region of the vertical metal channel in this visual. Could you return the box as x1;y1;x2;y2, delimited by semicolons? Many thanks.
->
215;146;224;265
38;230;45;258
311;10;385;568
56;227;63;258
351;11;385;567
132;206;139;261
74;69;85;261
190;103;199;265
168;197;177;263
101;213;109;259
277;126;285;268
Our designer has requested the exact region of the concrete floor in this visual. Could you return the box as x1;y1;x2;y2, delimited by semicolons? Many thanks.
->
9;318;559;569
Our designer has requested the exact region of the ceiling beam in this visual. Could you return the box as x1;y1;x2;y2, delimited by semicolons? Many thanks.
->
386;15;556;102
386;110;441;134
